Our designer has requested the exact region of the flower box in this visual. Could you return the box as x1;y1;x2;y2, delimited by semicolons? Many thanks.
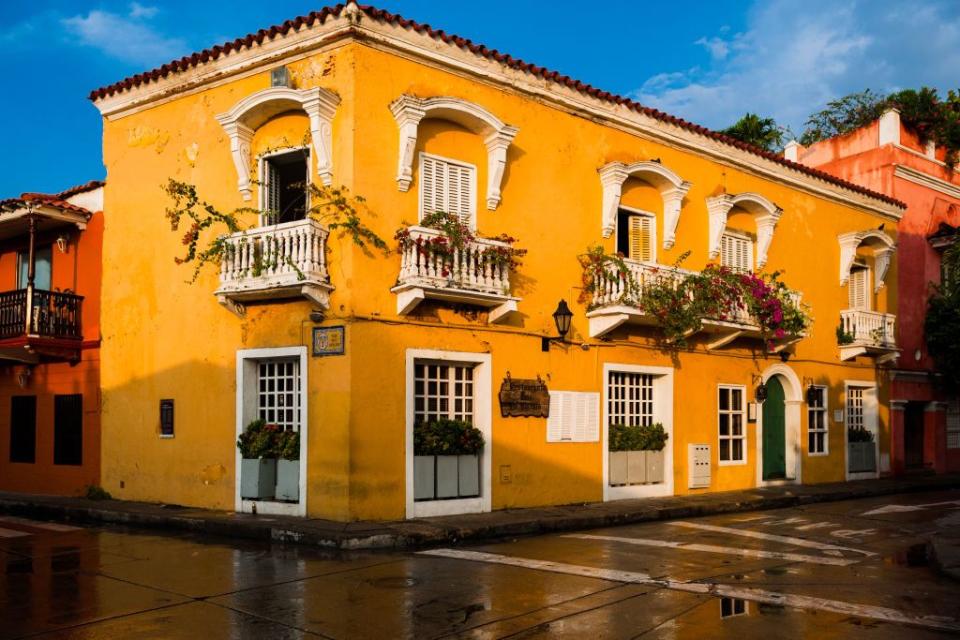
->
240;458;277;500
276;459;300;502
609;449;665;486
848;442;876;473
645;449;665;484
413;454;481;500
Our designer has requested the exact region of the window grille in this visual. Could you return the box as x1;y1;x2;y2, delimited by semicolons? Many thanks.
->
947;399;960;449
847;386;864;432
608;372;654;427
420;154;476;227
718;385;745;462
413;362;475;424
807;386;828;454
257;359;301;431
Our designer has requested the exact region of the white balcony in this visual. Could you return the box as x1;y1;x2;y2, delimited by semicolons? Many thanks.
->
587;258;801;350
391;226;519;323
839;309;898;363
215;218;333;316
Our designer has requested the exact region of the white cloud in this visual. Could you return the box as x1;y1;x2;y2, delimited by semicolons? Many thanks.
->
62;7;185;66
635;0;960;133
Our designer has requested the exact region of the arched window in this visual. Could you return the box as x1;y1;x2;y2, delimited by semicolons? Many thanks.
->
706;192;782;270
598;161;691;250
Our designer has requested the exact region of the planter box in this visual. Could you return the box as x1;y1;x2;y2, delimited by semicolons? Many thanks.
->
848;442;876;473
609;450;665;486
414;455;436;500
240;458;277;500
414;454;481;501
276;459;300;502
645;449;665;484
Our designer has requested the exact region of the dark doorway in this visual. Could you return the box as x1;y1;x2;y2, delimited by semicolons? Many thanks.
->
264;149;309;224
53;394;83;466
904;402;925;470
9;396;36;463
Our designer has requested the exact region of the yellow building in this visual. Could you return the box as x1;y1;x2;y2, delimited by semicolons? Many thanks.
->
90;3;905;521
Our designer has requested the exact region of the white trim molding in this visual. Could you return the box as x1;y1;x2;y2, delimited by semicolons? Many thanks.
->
894;164;960;200
838;229;896;291
235;346;308;517
878;109;901;147
705;192;782;269
389;95;519;210
597;161;691;245
405;348;493;519
216;86;341;200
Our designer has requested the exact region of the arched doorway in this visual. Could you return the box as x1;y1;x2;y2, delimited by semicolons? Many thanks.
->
762;376;786;480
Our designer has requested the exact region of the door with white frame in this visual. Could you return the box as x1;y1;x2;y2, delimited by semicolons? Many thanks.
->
845;382;879;480
603;364;674;500
406;349;492;519
235;347;308;517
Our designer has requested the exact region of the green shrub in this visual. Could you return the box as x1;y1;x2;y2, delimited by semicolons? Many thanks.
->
83;485;112;501
414;419;485;456
609;423;669;452
236;419;280;459
847;426;874;443
276;429;300;461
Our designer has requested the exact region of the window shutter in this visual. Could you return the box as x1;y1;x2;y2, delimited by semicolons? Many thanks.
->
547;391;599;442
420;155;475;227
266;162;280;215
721;233;751;272
849;267;869;309
421;155;438;217
628;215;653;262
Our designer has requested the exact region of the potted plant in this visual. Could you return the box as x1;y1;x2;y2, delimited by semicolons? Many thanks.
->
609;423;669;486
413;418;484;501
847;425;876;473
237;419;279;499
275;429;300;502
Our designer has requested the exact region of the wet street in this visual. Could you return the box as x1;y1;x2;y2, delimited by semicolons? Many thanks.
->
2;490;960;639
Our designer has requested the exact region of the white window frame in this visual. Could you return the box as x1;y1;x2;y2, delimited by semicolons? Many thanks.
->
718;384;747;466
258;147;311;226
720;229;754;273
807;385;829;456
844;380;880;480
617;205;658;264
418;152;478;230
235;346;308;517
848;261;872;311
405;349;491;519
602;363;674;501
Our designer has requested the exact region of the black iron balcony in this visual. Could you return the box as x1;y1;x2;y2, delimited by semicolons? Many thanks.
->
0;288;83;340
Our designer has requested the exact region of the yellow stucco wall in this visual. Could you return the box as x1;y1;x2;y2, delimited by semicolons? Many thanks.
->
98;40;897;521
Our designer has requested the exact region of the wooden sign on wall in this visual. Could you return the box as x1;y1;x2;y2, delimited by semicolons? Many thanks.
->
498;372;550;417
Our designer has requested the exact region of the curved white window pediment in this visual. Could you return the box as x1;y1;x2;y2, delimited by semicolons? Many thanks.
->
706;192;782;270
390;95;519;210
838;229;896;291
598;161;691;248
216;86;341;201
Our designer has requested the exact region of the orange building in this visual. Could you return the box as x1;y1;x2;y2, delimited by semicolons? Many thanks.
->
789;110;960;475
0;181;103;495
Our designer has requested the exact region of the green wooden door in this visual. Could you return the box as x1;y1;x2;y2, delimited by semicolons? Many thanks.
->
762;377;786;480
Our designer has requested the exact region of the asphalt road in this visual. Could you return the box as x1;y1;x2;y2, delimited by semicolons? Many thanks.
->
2;489;959;639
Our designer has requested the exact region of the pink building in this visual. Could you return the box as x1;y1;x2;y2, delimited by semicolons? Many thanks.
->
789;109;960;476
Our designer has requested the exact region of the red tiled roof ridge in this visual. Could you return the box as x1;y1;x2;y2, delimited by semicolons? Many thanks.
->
86;2;906;210
0;193;94;217
55;180;106;200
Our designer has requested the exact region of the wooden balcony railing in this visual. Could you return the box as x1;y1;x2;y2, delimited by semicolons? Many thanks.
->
0;288;83;340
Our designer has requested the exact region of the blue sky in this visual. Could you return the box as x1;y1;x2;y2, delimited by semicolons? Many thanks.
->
3;0;959;198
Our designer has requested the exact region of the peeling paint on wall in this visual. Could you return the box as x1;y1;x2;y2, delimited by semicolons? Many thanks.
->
184;143;199;167
200;464;227;485
127;126;170;154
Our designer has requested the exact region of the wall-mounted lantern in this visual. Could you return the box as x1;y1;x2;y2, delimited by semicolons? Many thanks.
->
542;299;573;351
752;374;767;403
56;233;70;254
16;366;32;389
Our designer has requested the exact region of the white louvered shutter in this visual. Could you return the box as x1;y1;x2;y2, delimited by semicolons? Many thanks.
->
547;391;599;442
266;162;280;216
628;215;653;262
849;267;870;310
720;233;751;272
420;155;475;227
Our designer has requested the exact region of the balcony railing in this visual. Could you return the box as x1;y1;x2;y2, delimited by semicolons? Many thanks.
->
215;218;332;314
392;226;519;322
840;309;897;355
587;258;800;345
0;288;83;340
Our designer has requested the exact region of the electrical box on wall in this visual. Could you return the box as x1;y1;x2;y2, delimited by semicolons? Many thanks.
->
688;443;711;489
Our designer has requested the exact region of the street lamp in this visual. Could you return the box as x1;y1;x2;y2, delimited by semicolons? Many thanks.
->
542;299;573;351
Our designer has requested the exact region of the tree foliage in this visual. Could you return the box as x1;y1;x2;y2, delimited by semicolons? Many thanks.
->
720;113;790;152
925;236;960;391
798;90;888;146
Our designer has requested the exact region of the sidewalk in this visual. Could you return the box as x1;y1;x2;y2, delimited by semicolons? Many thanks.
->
2;474;958;551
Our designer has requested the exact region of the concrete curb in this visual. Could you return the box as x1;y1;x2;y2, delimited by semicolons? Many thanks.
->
929;534;960;581
2;475;959;551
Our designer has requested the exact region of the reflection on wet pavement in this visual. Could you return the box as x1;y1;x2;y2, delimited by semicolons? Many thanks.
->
1;489;959;639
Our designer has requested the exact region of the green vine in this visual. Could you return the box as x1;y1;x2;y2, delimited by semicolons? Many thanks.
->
925;233;960;390
164;179;387;283
577;245;642;306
